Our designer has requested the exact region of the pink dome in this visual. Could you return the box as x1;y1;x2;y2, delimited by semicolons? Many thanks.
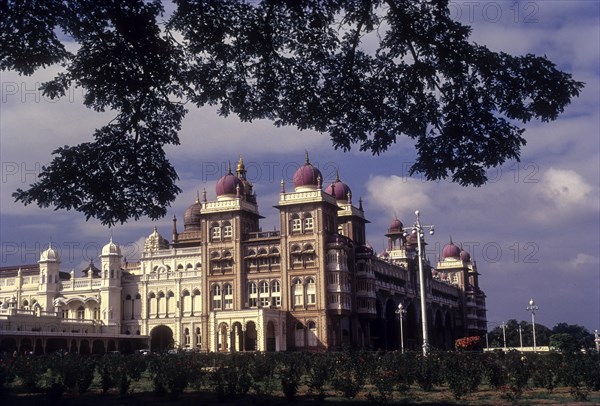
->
216;171;244;197
293;153;322;190
325;172;352;201
388;218;404;232
442;240;461;259
460;249;471;262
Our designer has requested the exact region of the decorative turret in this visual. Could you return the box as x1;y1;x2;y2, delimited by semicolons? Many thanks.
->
144;227;169;253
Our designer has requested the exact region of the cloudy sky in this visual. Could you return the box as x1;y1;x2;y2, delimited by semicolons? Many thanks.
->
1;1;598;333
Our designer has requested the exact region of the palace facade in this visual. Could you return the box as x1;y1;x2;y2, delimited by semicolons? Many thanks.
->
0;156;486;354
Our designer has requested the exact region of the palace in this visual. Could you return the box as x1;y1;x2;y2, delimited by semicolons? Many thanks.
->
0;155;487;354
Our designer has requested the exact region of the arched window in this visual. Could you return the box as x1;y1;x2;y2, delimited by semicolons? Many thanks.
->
211;222;221;240
271;280;281;307
212;285;222;310
307;321;318;347
293;278;304;307
304;213;313;230
259;281;269;307
223;221;232;238
290;213;301;233
184;328;191;346
248;282;258;307
223;283;233;309
306;277;316;305
77;306;85;320
195;327;202;349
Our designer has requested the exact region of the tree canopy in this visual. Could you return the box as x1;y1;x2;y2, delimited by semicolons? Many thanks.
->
2;0;583;225
488;320;595;350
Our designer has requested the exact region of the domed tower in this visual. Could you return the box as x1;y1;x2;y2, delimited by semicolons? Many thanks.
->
325;170;367;244
293;152;322;192
216;163;245;201
101;237;122;283
385;217;405;251
183;193;202;231
325;171;352;202
38;243;61;311
99;237;123;330
442;239;461;260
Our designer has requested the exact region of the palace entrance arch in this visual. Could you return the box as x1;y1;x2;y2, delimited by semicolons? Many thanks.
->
150;325;174;353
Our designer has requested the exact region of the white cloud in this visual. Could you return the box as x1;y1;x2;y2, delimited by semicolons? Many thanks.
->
366;175;433;219
570;253;600;268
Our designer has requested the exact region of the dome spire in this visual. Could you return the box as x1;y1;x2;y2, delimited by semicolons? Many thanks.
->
195;190;200;204
305;150;310;164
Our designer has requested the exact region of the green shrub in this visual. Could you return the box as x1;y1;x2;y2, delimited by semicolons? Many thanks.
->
443;353;482;400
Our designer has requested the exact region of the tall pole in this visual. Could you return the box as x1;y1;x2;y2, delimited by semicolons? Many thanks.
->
519;325;523;350
501;322;507;349
527;299;539;352
415;210;430;356
595;330;599;352
396;303;406;354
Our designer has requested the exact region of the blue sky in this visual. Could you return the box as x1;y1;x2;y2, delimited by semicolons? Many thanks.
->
1;1;598;333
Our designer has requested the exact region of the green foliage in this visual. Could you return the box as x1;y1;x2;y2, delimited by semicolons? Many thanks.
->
559;352;600;401
249;352;278;400
442;353;482;400
209;353;253;401
278;353;306;401
331;350;367;399
2;0;583;224
148;353;194;400
0;354;16;394
13;354;49;392
530;352;562;393
305;352;331;399
367;351;398;404
414;352;443;391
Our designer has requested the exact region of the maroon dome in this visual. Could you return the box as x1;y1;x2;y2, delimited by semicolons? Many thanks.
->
442;241;461;259
460;249;471;262
293;153;322;190
325;172;352;201
388;218;404;232
216;172;245;197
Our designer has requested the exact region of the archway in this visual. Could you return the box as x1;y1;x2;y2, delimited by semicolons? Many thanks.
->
371;300;385;350
434;309;444;349
385;299;399;350
150;325;174;353
444;311;454;349
231;322;243;352
80;340;91;355
405;302;418;350
245;321;257;351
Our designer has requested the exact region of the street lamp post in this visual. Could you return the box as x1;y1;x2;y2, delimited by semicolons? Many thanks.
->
526;299;539;352
518;325;523;350
501;322;507;349
403;210;435;356
594;329;599;352
396;303;407;354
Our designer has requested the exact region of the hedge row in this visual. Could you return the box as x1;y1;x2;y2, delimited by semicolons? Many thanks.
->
0;350;598;403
